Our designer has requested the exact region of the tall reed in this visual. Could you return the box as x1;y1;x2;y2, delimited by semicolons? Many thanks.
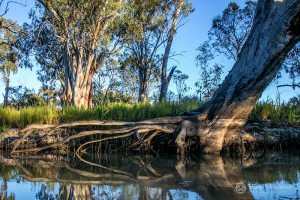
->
248;102;300;126
0;106;59;130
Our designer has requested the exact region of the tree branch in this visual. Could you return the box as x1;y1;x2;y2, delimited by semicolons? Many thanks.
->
277;84;300;88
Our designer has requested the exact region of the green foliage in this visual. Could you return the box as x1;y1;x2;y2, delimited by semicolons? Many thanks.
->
209;1;257;61
7;86;47;109
172;70;191;101
248;102;300;126
0;106;59;129
283;43;300;88
60;100;203;122
0;17;21;106
195;1;256;102
120;0;193;102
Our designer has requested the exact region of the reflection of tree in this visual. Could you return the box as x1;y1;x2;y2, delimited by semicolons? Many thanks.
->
0;162;19;200
0;153;299;200
72;184;91;200
35;184;55;200
57;184;71;200
0;177;16;200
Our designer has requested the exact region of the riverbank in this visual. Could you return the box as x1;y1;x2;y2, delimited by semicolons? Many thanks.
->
242;122;300;151
0;101;299;154
0;121;299;155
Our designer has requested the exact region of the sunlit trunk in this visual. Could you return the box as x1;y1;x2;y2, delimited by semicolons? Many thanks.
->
62;45;96;109
3;77;9;107
138;67;148;102
72;184;91;200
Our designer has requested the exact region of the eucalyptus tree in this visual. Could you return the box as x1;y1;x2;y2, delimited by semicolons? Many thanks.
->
121;0;167;102
120;52;160;102
8;85;46;109
195;1;256;102
0;18;20;107
195;42;223;100
117;62;140;101
23;0;126;108
207;1;257;61
121;0;192;102
21;16;65;104
172;70;190;101
159;0;193;102
92;64;135;104
181;0;300;153
281;43;300;89
122;0;300;153
195;64;223;101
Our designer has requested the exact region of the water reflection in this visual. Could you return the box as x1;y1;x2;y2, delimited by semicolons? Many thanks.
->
0;152;299;200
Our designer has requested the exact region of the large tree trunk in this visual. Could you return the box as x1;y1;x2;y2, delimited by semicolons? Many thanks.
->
160;66;176;102
138;67;148;102
63;45;96;109
179;0;300;154
3;76;9;107
159;0;184;102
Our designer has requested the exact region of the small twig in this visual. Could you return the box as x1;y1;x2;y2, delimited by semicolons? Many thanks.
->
277;84;300;89
136;132;159;155
75;131;136;155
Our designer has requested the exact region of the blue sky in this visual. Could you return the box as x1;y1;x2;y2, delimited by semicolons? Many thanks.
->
0;0;298;103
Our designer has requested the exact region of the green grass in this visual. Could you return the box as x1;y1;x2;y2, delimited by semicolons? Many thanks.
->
0;100;299;130
0;106;59;130
60;100;203;122
248;102;300;126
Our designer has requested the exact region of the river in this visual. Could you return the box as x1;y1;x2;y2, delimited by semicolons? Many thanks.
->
0;151;299;199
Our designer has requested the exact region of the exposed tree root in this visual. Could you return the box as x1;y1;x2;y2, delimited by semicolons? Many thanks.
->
11;116;192;155
8;113;292;156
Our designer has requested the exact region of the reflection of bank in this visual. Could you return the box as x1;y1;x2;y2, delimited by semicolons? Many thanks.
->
0;153;299;200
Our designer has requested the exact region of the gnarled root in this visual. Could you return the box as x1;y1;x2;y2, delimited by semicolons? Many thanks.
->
8;115;251;156
175;120;198;156
10;116;194;155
